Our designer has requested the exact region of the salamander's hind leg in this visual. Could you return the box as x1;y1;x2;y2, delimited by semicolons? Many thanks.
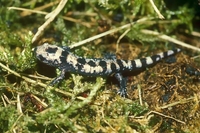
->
49;69;66;86
114;73;128;98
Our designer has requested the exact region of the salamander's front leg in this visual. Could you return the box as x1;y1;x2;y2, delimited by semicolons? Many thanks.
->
114;73;128;98
49;69;66;85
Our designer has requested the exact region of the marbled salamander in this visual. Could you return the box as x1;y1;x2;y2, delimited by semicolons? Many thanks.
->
34;43;180;97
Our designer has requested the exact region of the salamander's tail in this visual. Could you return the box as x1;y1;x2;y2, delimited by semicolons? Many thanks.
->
118;48;181;71
133;48;181;68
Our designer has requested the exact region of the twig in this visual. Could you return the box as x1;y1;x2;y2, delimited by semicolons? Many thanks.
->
31;94;48;108
148;111;185;124
116;28;131;52
9;113;24;132
20;1;60;17
141;29;200;52
159;97;194;109
8;7;48;15
0;62;45;87
1;95;7;107
138;84;143;106
8;6;91;27
149;0;165;19
103;119;116;132
0;62;85;101
69;17;151;49
32;0;68;43
185;30;200;38
17;94;23;114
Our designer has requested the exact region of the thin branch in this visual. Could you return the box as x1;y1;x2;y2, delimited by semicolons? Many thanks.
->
159;97;194;109
141;29;200;52
17;94;23;114
8;6;91;27
149;0;165;19
0;62;85;101
69;17;151;49
20;1;60;17
138;84;143;106
31;0;68;43
148;111;185;124
8;7;48;15
116;28;131;52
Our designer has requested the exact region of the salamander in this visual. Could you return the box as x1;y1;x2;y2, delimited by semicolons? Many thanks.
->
33;43;180;97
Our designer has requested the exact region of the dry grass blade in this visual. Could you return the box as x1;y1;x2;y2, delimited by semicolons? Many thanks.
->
32;0;69;43
141;29;200;52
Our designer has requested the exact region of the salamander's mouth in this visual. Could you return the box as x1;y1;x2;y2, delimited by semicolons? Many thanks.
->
32;47;37;59
32;46;45;62
37;55;46;62
32;47;37;53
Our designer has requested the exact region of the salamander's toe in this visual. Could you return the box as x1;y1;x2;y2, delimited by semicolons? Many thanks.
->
117;89;129;98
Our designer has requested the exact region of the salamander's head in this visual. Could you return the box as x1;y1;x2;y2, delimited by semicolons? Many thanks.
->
33;43;67;67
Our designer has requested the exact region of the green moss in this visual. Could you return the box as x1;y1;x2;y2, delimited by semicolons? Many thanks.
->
0;0;199;132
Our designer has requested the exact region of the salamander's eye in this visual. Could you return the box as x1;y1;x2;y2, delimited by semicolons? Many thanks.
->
46;47;58;53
